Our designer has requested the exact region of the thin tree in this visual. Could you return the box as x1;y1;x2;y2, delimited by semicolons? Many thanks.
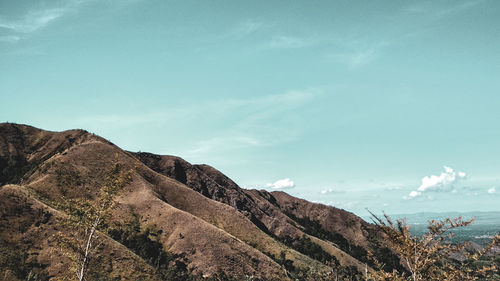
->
55;156;134;280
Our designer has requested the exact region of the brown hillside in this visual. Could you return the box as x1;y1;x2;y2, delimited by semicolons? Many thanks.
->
134;153;397;271
1;123;291;280
0;123;399;280
0;184;163;281
268;191;400;269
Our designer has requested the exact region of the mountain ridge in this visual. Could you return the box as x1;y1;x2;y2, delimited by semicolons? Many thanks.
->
0;123;400;280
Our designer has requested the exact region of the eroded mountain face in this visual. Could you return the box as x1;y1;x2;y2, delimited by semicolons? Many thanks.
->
0;123;400;281
134;152;401;270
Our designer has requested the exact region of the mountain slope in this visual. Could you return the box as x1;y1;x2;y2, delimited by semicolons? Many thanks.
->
0;123;399;280
135;152;398;271
0;184;163;281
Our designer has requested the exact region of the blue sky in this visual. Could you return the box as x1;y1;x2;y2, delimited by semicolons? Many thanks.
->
1;0;499;216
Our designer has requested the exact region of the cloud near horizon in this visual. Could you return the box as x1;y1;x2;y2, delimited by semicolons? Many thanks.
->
320;188;345;194
407;166;466;198
266;178;295;189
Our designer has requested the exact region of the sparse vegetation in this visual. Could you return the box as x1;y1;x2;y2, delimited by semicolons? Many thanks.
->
0;192;51;281
2;124;499;281
0;241;49;281
281;234;340;265
368;212;500;281
107;216;193;280
283;210;398;270
54;156;134;281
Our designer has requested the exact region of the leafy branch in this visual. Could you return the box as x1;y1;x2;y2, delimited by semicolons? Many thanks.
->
367;211;499;281
53;156;134;281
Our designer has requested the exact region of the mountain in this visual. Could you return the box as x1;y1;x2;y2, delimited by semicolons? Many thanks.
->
0;123;400;280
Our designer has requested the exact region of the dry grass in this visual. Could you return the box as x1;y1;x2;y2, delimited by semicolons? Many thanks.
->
1;123;405;280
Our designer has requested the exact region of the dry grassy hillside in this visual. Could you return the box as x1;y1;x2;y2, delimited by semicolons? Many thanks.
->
0;123;400;280
135;152;400;272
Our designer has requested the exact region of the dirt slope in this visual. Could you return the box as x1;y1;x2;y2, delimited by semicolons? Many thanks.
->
0;123;399;280
134;153;397;271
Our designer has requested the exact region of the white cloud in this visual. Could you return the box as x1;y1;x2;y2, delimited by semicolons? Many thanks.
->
408;191;421;198
403;0;485;21
407;166;466;198
0;8;67;33
384;185;404;191
349;50;376;68
181;89;319;157
0;35;21;43
332;200;358;209
435;0;484;17
186;136;262;156
320;188;344;194
0;0;96;44
320;188;333;194
233;19;265;37
328;50;378;69
269;36;312;49
404;0;484;18
488;187;496;194
266;178;295;189
73;88;320;161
